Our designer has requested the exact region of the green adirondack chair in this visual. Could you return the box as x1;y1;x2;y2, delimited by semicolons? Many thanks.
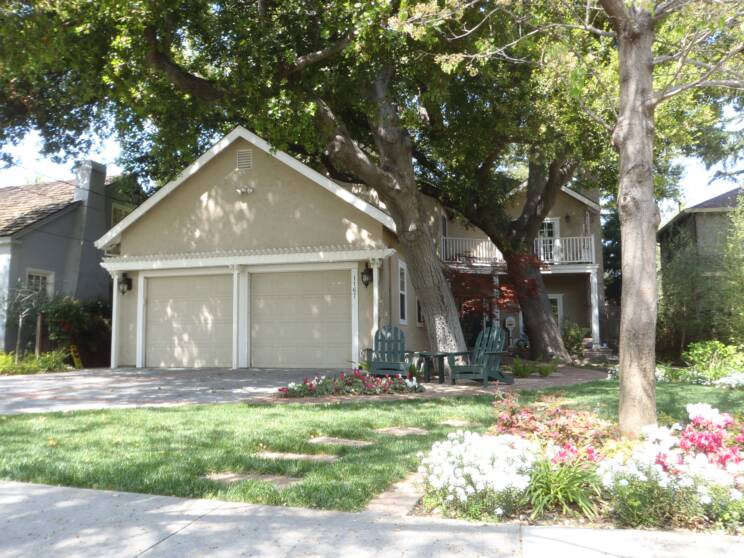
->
447;325;514;385
364;326;415;377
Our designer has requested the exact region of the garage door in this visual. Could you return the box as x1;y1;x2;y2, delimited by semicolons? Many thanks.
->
251;270;350;368
145;275;233;367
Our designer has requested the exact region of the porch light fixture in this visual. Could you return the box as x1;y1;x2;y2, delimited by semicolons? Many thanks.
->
361;263;373;288
118;273;133;295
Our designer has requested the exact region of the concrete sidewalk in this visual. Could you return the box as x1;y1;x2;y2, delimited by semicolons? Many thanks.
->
1;481;741;557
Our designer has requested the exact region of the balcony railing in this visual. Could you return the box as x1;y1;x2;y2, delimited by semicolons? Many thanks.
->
533;235;595;264
439;235;595;266
440;236;504;265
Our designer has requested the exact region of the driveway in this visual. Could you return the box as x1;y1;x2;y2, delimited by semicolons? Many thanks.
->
1;481;741;558
0;368;330;415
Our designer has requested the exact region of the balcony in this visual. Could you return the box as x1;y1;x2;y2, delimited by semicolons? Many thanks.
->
533;235;595;264
439;235;595;266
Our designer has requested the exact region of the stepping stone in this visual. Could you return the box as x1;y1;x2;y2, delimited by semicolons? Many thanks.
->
256;451;338;463
309;436;373;447
204;472;301;488
439;419;473;427
374;426;428;437
366;472;423;516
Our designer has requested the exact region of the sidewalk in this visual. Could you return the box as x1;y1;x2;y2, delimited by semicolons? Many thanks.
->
1;481;740;557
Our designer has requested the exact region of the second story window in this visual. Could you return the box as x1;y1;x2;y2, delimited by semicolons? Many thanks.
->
539;218;559;239
399;260;407;325
26;269;54;297
111;202;132;227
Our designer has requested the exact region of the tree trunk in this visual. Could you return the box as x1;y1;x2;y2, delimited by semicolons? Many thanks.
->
396;209;467;353
613;13;659;436
504;251;571;362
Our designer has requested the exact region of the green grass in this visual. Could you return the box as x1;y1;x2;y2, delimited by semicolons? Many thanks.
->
0;397;495;511
1;382;742;512
519;380;744;421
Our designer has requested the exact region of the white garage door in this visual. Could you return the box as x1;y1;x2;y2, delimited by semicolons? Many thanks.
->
251;270;351;368
145;275;233;367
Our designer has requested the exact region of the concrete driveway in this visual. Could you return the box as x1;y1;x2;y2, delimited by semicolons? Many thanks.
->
0;368;334;415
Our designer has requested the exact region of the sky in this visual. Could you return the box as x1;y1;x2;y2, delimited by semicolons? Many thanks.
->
0;129;740;223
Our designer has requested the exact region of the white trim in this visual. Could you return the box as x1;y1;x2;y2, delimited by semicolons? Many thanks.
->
560;187;601;212
110;274;120;368
136;273;145;368
351;266;359;366
589;268;600;344
95;126;396;250
232;267;240;369
539;263;598;274
25;267;55;297
240;272;250;368
398;260;408;325
372;259;380;339
101;248;395;272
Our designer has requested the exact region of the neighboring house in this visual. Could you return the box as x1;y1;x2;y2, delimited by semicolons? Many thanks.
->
97;127;603;369
0;162;134;352
658;186;743;263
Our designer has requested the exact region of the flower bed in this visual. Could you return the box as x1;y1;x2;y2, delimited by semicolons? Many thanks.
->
278;370;424;398
419;398;744;531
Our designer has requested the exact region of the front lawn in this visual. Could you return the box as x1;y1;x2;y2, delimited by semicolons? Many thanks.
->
0;397;496;511
1;381;742;513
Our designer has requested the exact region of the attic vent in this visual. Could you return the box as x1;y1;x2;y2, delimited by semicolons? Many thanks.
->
236;149;253;169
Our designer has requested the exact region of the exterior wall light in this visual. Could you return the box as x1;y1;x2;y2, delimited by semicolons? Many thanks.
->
361;262;373;288
118;273;133;295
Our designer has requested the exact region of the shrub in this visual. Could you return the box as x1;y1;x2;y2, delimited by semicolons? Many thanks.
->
511;357;557;378
526;459;601;520
0;349;71;375
598;404;744;530
420;432;538;520
278;370;424;397
562;321;590;356
492;393;616;449
682;340;744;381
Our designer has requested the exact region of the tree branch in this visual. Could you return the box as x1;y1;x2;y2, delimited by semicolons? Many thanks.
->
598;0;629;31
653;43;744;105
143;26;225;102
286;34;353;74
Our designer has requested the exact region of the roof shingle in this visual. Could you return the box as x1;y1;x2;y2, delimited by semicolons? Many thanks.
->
0;181;77;236
690;187;743;210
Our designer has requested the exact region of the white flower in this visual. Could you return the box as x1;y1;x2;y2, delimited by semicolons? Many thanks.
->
714;372;744;390
495;507;504;516
685;403;731;427
700;494;712;505
618;479;629;487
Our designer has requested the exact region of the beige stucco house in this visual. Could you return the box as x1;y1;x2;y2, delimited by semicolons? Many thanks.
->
96;127;602;369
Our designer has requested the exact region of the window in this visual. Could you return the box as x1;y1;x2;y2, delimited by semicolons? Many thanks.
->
398;260;407;324
26;269;54;297
539;218;559;239
111;202;132;227
416;298;424;327
548;294;564;331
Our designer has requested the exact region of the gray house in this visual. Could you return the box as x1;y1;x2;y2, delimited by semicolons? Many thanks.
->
0;161;132;352
658;186;743;262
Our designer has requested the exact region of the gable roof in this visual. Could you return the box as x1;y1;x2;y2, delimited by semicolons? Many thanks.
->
658;186;743;236
560;186;601;212
0;181;77;237
95;126;397;250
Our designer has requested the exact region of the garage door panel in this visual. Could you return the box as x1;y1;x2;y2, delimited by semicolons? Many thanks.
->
146;275;232;368
251;270;351;368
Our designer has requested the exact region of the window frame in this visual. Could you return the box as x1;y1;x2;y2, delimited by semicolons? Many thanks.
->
398;260;408;325
26;268;55;297
111;202;133;227
547;293;565;331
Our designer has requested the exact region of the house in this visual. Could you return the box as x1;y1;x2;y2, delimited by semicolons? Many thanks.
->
658;186;743;263
0;162;134;352
96;127;603;369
